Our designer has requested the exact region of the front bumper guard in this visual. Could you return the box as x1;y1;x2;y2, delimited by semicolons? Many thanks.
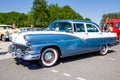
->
12;51;41;61
8;44;41;60
12;51;40;61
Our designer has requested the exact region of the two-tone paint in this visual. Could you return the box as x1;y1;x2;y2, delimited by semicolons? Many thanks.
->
9;20;117;67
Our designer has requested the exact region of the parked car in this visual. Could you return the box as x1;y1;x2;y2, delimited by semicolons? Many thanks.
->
9;20;117;67
0;25;18;41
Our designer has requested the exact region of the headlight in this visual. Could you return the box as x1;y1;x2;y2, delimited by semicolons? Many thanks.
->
25;47;38;55
24;36;31;46
25;47;33;54
26;47;33;51
24;36;28;43
9;34;12;41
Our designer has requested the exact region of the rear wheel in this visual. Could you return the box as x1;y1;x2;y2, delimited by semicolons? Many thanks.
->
118;34;120;44
2;35;6;41
39;48;59;67
99;45;108;55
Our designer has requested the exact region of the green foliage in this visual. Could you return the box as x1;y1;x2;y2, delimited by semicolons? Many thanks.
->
0;12;30;28
47;4;84;25
100;12;120;26
84;17;91;21
30;0;84;27
31;0;49;27
0;0;91;28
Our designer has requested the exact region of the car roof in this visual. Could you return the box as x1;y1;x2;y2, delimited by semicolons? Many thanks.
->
54;20;91;23
53;20;99;27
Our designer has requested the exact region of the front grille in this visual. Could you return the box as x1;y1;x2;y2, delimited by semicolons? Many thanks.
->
13;44;28;51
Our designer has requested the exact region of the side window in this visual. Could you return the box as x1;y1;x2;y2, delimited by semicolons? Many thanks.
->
74;23;85;32
49;22;59;30
48;22;72;31
86;24;99;32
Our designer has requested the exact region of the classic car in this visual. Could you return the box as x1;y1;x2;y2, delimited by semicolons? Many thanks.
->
0;25;18;41
9;20;117;67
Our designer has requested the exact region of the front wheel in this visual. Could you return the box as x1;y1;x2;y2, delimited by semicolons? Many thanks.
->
99;45;108;55
39;48;59;67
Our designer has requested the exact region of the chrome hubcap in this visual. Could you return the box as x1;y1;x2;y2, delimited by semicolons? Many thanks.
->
102;47;106;52
44;52;54;62
101;46;107;54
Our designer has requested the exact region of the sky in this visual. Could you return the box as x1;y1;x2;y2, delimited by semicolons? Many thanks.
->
0;0;120;24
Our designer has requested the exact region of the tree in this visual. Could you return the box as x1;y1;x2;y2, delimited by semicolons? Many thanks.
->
0;12;30;28
30;0;86;27
84;17;91;21
47;4;61;24
31;0;49;27
59;5;83;20
47;4;84;25
0;0;91;28
100;12;120;26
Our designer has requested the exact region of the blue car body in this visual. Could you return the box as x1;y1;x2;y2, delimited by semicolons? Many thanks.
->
9;20;117;62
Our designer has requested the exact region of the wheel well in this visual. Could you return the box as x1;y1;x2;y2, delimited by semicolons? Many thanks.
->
100;44;109;49
41;46;62;58
1;34;4;38
104;44;110;47
107;44;110;47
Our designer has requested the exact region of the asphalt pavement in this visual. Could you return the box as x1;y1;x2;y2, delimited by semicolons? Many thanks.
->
0;41;120;80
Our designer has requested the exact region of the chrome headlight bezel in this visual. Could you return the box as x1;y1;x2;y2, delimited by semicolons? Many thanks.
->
25;46;33;55
24;36;31;46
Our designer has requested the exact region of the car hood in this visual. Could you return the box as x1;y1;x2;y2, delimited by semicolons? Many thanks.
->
13;31;68;45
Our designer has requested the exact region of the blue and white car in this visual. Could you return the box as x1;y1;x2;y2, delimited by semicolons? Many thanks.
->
9;20;117;67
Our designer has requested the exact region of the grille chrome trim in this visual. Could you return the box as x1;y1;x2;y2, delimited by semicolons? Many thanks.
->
13;44;28;51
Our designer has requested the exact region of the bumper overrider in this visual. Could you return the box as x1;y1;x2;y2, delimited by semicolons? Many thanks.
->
9;44;41;61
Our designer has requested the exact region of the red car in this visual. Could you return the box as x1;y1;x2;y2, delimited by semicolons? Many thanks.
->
106;19;120;42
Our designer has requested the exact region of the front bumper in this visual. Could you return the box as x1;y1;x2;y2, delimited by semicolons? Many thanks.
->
9;44;41;61
12;51;40;60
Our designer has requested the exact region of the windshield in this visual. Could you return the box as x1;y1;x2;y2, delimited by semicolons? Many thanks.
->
48;22;72;32
116;22;120;28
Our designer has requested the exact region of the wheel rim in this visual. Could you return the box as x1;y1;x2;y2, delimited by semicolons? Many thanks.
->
43;51;55;63
41;48;58;67
100;45;108;55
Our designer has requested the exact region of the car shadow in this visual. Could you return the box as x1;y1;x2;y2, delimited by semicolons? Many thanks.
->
0;52;8;55
14;50;115;70
14;58;43;70
60;50;116;63
107;50;115;54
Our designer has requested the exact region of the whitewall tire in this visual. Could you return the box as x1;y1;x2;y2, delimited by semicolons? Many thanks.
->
99;45;108;55
40;48;59;67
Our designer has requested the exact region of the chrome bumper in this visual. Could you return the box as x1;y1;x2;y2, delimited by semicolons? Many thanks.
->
12;51;40;60
9;45;41;61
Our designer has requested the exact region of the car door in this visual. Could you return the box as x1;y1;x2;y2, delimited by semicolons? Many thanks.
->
85;23;102;51
73;23;89;54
